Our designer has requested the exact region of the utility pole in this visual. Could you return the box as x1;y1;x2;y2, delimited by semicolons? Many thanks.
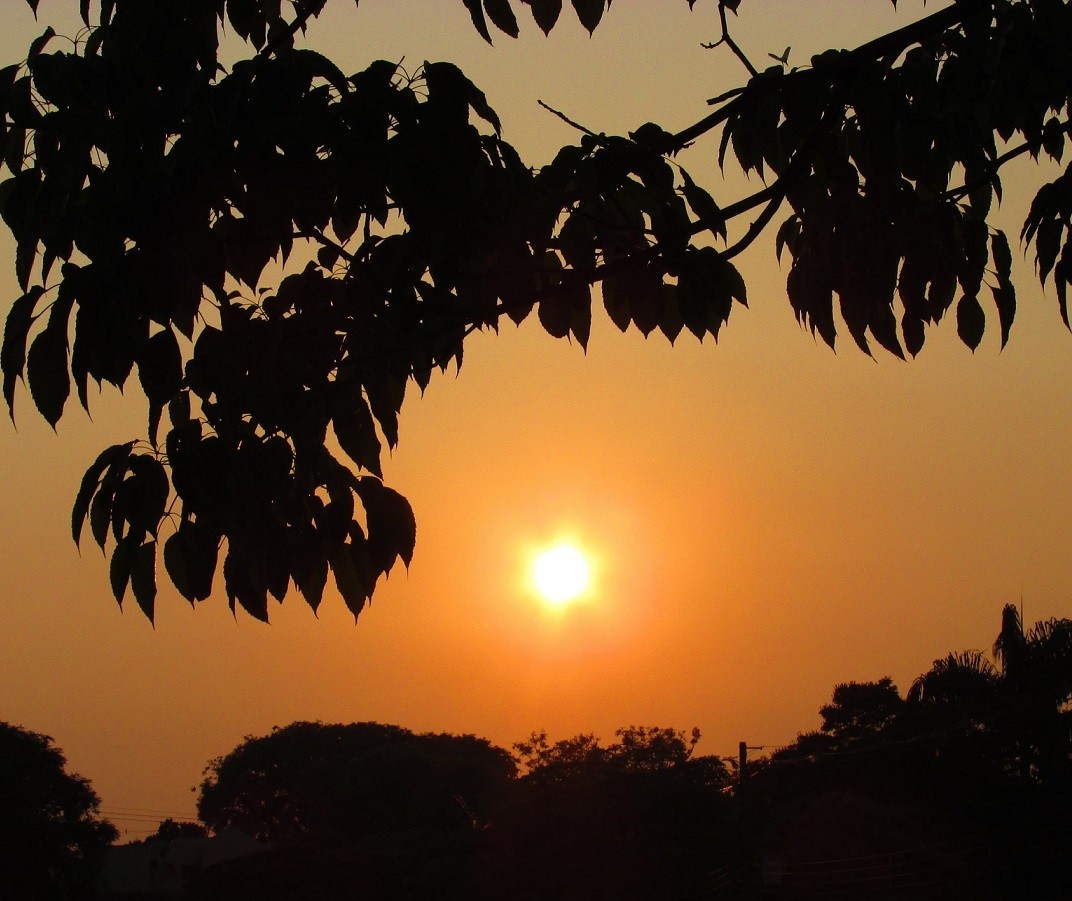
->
737;741;764;793
735;742;765;896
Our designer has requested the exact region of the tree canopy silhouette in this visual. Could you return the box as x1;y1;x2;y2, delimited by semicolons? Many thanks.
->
749;605;1072;899
0;721;118;899
196;721;516;844
3;0;1071;620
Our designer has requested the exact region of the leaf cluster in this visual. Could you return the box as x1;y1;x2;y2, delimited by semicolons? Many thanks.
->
3;0;1072;618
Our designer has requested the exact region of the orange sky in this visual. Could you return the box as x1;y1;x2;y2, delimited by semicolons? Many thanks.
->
2;0;1071;838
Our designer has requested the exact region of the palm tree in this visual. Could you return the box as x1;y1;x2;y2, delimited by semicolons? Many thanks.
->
907;651;999;709
991;605;1072;786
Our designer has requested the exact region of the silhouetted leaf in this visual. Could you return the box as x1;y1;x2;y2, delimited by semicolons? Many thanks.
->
226;0;263;45
72;442;134;546
165;520;218;603
956;294;985;351
558;211;596;270
138;329;183;446
1;285;42;418
678;247;737;341
330;536;374;620
1056;242;1072;329
1042;117;1065;163
26;324;68;427
295;48;349;94
3;126;26;174
569;281;592;350
992;282;1016;349
901;312;926;358
461;0;493;43
1036;218;1063;285
538;290;572;339
90;487;112;551
484;0;519;37
572;0;605;34
958;216;989;299
602;267;634;333
130;540;157;623
357;477;417;575
225;550;269;623
110;534;137;608
364;371;405;449
15;234;36;292
296;551;328;613
163;530;194;603
522;0;562;34
991;230;1012;282
332;386;382;478
717;257;748;307
775;216;800;263
125;455;170;538
422;60;503;133
630;273;665;337
659;284;684;344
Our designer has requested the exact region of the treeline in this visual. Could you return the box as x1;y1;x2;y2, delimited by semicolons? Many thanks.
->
190;721;734;900
744;604;1072;899
177;604;1072;900
4;604;1070;899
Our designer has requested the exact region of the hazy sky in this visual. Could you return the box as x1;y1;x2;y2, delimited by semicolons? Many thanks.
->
3;0;1070;838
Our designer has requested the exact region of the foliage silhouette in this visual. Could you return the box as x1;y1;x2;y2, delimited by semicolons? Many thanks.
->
752;605;1072;899
486;726;734;899
192;721;732;900
177;610;1070;900
144;817;210;842
0;721;117;900
818;676;905;742
197;721;516;844
3;0;1072;618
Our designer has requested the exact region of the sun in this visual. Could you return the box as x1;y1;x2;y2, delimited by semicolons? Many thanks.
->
532;543;591;607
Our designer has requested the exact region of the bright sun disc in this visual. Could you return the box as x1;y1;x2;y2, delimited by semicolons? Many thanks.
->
532;544;590;606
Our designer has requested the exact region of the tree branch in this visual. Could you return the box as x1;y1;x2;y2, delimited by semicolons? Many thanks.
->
667;0;986;155
945;119;1072;203
715;2;758;79
537;100;601;140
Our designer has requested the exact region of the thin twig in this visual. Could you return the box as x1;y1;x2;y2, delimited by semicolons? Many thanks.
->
707;86;746;107
718;3;758;78
537;100;601;140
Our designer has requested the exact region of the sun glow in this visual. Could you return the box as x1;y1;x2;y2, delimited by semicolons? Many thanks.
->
532;543;591;606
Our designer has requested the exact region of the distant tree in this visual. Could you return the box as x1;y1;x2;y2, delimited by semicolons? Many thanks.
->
197;721;515;844
751;607;1072;900
147;817;209;842
3;1;1072;619
486;726;732;899
818;677;905;744
991;604;1072;785
191;722;518;900
0;721;118;900
903;606;1072;788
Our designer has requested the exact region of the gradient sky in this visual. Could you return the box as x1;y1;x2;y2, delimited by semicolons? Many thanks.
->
3;0;1071;838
